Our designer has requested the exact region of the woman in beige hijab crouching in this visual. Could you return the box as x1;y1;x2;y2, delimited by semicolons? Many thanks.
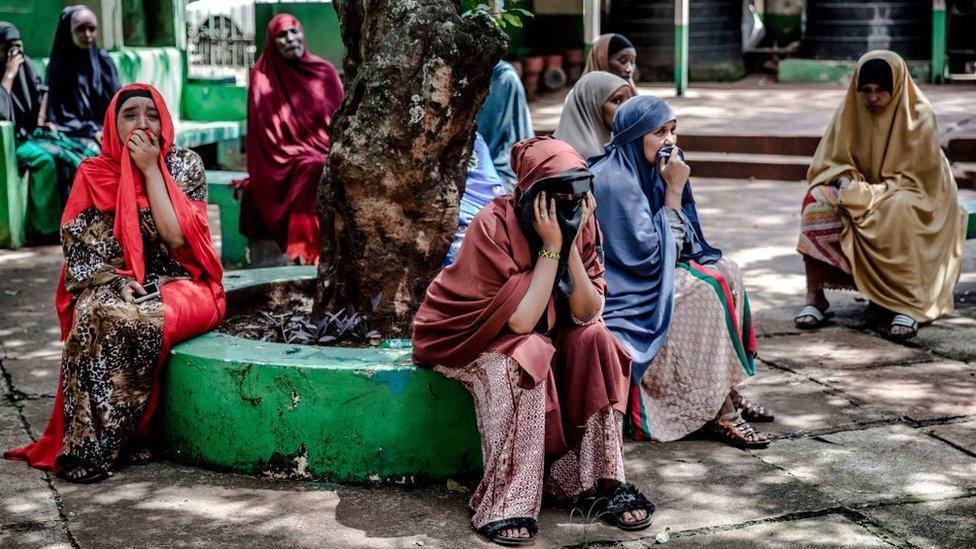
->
794;50;966;340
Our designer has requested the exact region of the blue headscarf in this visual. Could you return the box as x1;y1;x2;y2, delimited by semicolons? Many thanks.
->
590;95;722;382
476;61;534;191
444;132;507;266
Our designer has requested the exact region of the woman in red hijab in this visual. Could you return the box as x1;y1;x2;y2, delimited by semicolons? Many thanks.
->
238;13;344;265
413;137;654;546
4;84;226;483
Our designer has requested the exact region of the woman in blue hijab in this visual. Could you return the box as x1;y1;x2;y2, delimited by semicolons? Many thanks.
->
590;95;773;449
476;61;534;192
443;132;507;266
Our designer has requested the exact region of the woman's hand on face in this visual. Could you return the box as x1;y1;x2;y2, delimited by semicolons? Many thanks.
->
127;130;161;174
660;152;691;195
533;192;563;251
119;280;147;303
3;50;23;80
574;193;597;243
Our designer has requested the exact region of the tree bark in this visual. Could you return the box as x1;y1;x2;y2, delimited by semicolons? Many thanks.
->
315;0;508;336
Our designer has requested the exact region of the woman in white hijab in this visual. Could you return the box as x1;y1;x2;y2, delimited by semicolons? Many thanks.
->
554;71;635;161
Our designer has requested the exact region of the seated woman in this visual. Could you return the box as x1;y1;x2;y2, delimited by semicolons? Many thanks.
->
795;51;966;340
1;22;96;242
583;34;638;92
443;132;506;266
476;61;534;191
4;84;226;483
45;5;120;152
590;96;772;449
238;13;344;265
413;137;655;546
553;71;635;161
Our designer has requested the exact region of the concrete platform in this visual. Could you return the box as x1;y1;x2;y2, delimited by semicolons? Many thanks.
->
3;176;975;547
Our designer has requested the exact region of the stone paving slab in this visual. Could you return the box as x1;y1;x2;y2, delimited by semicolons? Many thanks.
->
816;361;976;422
759;327;934;373
614;439;835;536
0;405;69;549
755;424;976;506
912;314;976;363
654;514;891;549
861;496;976;549
739;367;896;438
927;420;976;456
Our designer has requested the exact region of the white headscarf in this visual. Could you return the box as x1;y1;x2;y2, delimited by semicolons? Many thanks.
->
553;71;632;161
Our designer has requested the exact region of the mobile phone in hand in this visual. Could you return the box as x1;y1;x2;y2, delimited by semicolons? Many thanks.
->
133;281;160;304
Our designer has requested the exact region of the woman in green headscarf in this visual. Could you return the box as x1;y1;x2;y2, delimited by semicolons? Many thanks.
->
0;21;96;243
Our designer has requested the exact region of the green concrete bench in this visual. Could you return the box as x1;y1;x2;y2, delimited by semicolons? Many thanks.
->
206;170;249;265
160;266;481;483
964;199;976;240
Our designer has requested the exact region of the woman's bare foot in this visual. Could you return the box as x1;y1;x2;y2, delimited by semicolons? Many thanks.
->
497;527;531;539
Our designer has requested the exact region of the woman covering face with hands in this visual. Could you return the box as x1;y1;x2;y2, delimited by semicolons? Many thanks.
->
413;137;654;546
5;85;225;485
590;95;773;451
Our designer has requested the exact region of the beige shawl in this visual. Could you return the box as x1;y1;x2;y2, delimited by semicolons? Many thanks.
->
584;34;638;92
553;71;631;160
807;50;966;322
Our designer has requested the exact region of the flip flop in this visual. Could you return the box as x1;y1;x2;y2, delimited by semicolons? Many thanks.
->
887;314;918;341
794;304;834;330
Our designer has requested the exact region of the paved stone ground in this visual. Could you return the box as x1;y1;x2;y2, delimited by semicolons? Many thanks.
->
2;177;974;548
531;75;976;136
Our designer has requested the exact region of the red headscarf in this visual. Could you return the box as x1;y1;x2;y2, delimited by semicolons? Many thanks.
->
239;14;344;262
5;84;225;471
54;83;224;337
412;137;605;385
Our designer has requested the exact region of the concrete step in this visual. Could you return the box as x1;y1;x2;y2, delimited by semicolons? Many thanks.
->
954;162;976;190
681;134;821;157
687;151;811;181
947;138;976;163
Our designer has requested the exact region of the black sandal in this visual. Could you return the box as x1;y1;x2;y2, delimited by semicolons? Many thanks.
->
581;483;655;532
58;461;110;484
126;446;153;466
478;517;537;547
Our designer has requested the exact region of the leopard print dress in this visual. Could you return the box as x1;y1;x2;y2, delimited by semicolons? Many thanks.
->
58;147;207;471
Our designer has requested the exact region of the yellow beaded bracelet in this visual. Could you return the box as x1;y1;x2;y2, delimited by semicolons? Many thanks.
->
538;249;560;260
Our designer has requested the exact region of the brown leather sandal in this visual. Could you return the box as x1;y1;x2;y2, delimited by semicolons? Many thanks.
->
709;413;770;449
731;392;775;423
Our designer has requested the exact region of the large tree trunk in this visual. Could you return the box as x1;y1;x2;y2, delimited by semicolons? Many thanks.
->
315;0;508;336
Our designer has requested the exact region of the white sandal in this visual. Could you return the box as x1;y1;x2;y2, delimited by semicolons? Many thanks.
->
888;314;918;341
794;304;834;330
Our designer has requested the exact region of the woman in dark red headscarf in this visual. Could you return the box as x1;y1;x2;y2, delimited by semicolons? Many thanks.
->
4;84;225;483
413;137;654;546
238;13;344;265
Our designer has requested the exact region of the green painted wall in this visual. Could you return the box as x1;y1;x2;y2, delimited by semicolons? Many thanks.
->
0;0;64;59
122;0;183;47
253;1;344;68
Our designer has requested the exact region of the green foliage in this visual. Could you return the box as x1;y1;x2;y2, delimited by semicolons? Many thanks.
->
461;2;533;30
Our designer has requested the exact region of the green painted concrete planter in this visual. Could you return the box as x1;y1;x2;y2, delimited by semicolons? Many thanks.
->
159;266;482;483
779;58;931;84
